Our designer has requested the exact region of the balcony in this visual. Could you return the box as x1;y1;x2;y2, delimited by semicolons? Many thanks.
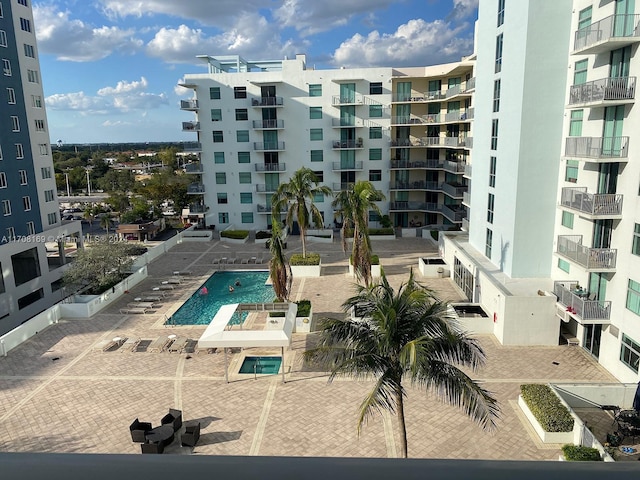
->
391;136;471;148
187;183;205;194
186;204;206;214
391;114;432;126
556;235;617;271
564;136;629;163
572;14;640;55
462;192;471;207
253;141;285;151
256;184;278;193
388;202;464;223
440;182;466;199
180;99;199;111
331;94;378;106
461;218;469;231
251;96;284;107
252;119;284;129
257;204;287;213
181;142;202;152
560;187;623;219
553;281;612;324
332;140;363;149
568;77;636;107
391;91;445;103
442;160;466;174
255;163;286;172
390;160;440;169
332;161;363;171
184;163;203;174
331;118;364;128
332;182;355;191
390;181;436;191
182;121;200;132
464;163;472;178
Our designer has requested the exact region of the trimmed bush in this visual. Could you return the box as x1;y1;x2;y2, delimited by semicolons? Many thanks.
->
562;444;602;461
520;384;574;432
290;253;320;265
269;299;311;318
343;227;395;238
220;229;249;239
350;254;380;265
255;230;272;239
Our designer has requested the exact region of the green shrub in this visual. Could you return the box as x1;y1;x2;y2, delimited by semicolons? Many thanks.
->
125;245;148;256
290;253;320;265
520;384;574;432
255;230;271;239
380;215;392;229
350;254;379;265
344;227;395;238
221;229;249;239
561;444;602;461
269;299;311;317
430;230;439;241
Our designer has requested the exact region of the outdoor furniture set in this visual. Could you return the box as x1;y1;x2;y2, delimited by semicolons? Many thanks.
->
130;409;201;454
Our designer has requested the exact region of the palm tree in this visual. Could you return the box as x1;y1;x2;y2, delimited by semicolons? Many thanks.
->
269;220;291;301
272;168;331;258
100;214;112;235
304;271;499;458
332;180;385;286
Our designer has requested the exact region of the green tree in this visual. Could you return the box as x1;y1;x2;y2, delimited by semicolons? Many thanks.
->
332;181;385;286
305;271;499;458
83;205;97;226
97;169;135;193
269;221;291;301
100;215;113;235
272;167;331;258
106;192;130;215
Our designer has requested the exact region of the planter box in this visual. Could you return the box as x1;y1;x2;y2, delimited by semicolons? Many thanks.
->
290;263;321;277
349;263;381;279
419;257;448;277
182;230;212;241
518;395;575;444
294;307;313;333
369;234;396;241
220;236;248;244
254;237;270;245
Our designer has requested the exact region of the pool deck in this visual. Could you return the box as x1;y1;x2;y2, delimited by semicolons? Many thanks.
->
0;235;618;459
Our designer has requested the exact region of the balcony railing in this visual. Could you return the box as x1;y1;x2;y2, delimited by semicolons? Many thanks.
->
184;163;203;173
573;14;640;53
462;218;469;231
332;182;355;191
554;281;612;322
564;136;629;161
252;119;284;129
255;163;286;172
332;118;364;127
180;99;198;110
331;94;380;106
464;164;472;177
182;121;200;132
253;141;285;151
187;183;205;194
560;187;623;217
462;192;471;205
388;202;464;222
257;204;287;213
332;161;363;171
256;184;278;193
187;204;206;214
332;140;363;149
557;235;617;271
392;136;470;148
251;96;284;107
568;77;636;106
181;142;202;152
392;91;445;102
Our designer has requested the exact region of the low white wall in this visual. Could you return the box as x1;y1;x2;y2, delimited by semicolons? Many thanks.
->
182;230;213;241
220;236;248;244
348;263;381;279
418;257;448;277
294;307;313;333
518;395;576;444
0;306;63;356
290;264;321;277
370;235;396;241
306;229;333;244
401;228;417;237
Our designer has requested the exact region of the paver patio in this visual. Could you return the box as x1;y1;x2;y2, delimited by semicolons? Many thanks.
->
0;235;617;459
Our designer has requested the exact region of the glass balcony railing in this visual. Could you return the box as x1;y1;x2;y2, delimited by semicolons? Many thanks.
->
573;14;640;53
564;136;629;161
568;77;636;106
254;163;286;172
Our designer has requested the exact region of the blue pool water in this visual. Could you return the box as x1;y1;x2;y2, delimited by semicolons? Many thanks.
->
167;271;273;326
239;356;282;374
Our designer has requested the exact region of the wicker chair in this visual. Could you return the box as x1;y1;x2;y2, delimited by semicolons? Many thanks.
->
161;408;183;432
181;422;201;447
129;418;152;443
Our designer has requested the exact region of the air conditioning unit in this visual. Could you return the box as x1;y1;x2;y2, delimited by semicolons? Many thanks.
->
556;306;569;323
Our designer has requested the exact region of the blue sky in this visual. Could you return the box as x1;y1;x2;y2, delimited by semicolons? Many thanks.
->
33;0;479;144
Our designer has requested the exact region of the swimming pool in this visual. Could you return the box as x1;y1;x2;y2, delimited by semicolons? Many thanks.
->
167;271;274;326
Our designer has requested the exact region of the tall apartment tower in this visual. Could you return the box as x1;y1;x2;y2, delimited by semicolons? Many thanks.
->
0;0;82;336
179;55;472;232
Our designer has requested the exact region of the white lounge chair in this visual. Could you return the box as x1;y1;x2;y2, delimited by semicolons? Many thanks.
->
240;257;249;264
120;307;149;314
127;302;160;309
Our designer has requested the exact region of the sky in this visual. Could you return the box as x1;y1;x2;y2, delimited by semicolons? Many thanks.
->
33;0;479;145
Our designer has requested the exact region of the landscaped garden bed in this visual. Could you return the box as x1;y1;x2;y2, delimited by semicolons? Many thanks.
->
289;253;321;277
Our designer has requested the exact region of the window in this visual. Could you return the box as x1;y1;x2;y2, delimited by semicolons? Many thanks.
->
44;189;54;202
558;258;570;273
240;192;252;204
310;150;323;162
369;210;381;222
7;87;15;104
485;229;493;257
2;199;11;216
369;82;383;95
497;0;505;26
578;6;592;31
561;211;574;229
27;69;38;83
35;119;45;131
217;193;228;204
18;0;29;6
16;144;24;159
0;3;3;17
235;108;248;121
19;170;27;184
313;170;324;182
313;192;325;203
627;279;640;316
493;79;501;112
310;128;323;141
22;196;31;211
212;131;223;143
369;170;382;182
369;127;382;139
495;33;503;73
2;58;10;76
210;87;220;99
565;160;579;183
369;104;383;117
11;116;19;131
218;212;229;224
487;193;495;223
236;130;249;142
574;59;588;86
31;95;42;108
215;172;226;184
213;152;225;164
20;18;31;32
0;172;6;188
234;87;247;99
211;109;222;121
309;107;322;119
27;221;35;236
238;151;250;163
241;212;253;224
620;333;640;373
369;148;382;161
239;172;251;184
309;84;322;97
491;119;498;150
41;167;52;179
0;30;6;47
39;144;48;155
6;227;15;240
23;43;35;58
489;156;496;187
633;224;640;256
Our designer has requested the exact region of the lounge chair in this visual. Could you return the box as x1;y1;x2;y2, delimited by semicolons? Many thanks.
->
127;302;160;309
129;418;152;443
240;257;249;264
93;338;122;352
173;270;192;276
254;256;264;264
163;278;182;285
120;337;141;353
120;307;149;314
227;257;237;264
167;337;189;353
140;295;162;302
141;441;164;454
147;336;172;353
157;285;175;290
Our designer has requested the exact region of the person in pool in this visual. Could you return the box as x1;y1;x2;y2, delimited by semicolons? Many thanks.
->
235;279;241;287
228;285;234;293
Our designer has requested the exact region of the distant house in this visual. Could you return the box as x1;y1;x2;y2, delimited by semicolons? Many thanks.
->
116;219;164;241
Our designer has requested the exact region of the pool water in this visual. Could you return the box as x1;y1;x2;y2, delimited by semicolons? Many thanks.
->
239;356;282;374
167;271;273;326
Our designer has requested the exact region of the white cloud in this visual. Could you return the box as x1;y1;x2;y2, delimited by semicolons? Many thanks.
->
33;5;143;62
450;0;479;20
332;18;473;67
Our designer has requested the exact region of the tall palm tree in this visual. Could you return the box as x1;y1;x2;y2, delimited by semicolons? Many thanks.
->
100;215;112;235
304;271;499;458
272;168;331;258
332;180;385;286
269;220;291;301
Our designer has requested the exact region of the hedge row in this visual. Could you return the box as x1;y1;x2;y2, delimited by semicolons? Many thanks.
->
220;230;249;239
255;230;272;239
520;384;574;432
269;299;311;318
561;444;602;461
344;227;395;238
290;253;320;265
